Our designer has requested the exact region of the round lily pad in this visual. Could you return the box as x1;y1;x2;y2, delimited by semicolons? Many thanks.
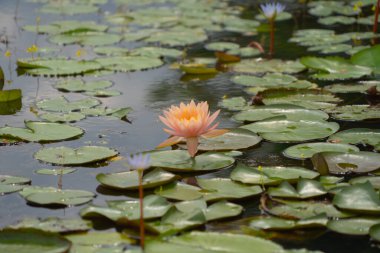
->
230;163;319;186
197;178;262;202
0;121;84;143
240;118;339;143
233;59;306;74
36;96;101;113
324;82;380;94
328;217;380;235
8;217;91;233
311;151;380;175
283;142;359;159
38;112;86;123
20;186;95;206
96;56;164;72
85;89;122;97
329;105;380;121
154;182;202;201
205;201;243;221
130;47;184;58
350;176;380;189
0;229;71;253
34;146;118;165
49;32;121;46
35;168;77;175
250;215;327;231
148;150;235;172
267;180;327;199
96;168;177;190
204;42;240;52
0;175;31;195
178;128;261;151
218;96;249;111
55;79;113;92
328;128;380;151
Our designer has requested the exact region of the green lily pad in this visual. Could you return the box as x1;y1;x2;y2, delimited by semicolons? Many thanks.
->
0;175;31;195
55;79;113;92
318;16;356;25
255;11;293;21
37;96;101;113
350;176;380;189
197;178;262;202
324;82;380;93
35;168;77;175
300;56;372;80
50;32;121;46
370;224;380;242
327;217;380;235
230;163;319;186
148;150;235;172
23;20;108;35
311;151;380;175
351;45;380;74
8;217;91;233
85;89;122;97
130;47;184;59
0;229;71;253
205;42;240;52
93;46;129;56
38;112;86;123
267;180;327;199
328;128;380;151
0;121;83;143
265;199;354;219
145;231;284;253
0;89;22;102
249;214;327;231
283;142;359;159
178;128;261;151
155;182;202;201
234;105;329;122
233;59;306;74
80;195;172;222
96;56;163;72
205;201;243;221
80;106;132;121
240;117;339;143
17;58;102;76
96;168;177;190
40;3;98;15
144;27;208;47
218;96;249;111
20;186;95;206
328;105;380;121
226;47;261;58
333;182;380;214
34;146;118;165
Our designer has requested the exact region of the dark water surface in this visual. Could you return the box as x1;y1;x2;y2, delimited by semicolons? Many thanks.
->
0;0;379;252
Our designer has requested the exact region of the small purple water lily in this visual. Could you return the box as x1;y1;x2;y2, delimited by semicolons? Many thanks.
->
127;153;150;171
260;2;285;20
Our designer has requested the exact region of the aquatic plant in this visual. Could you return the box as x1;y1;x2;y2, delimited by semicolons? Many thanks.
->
157;100;227;157
127;153;150;250
260;2;285;55
374;0;380;33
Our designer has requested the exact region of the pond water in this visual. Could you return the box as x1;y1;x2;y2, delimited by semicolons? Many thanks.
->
0;0;380;252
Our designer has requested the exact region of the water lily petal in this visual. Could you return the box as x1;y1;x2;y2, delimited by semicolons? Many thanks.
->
156;136;183;148
186;137;199;157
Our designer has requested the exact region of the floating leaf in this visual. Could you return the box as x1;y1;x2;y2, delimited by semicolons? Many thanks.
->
218;96;249;111
205;42;240;52
55;79;113;92
324;81;380;93
267;180;327;199
197;178;262;201
0;89;22;102
85;89;122;97
20;186;95;206
38;112;86;123
154;182;202;201
283;142;359;159
148;150;234;172
230;163;319;186
233;59;306;74
36;96;101;113
327;217;380;235
0;175;31;195
328;105;380;121
249;215;327;231
370;224;380;242
96;56;163;72
350;176;380;189
328;128;380;151
35;168;77;175
351;45;380;74
318;16;356;25
179;64;217;75
34;146;118;165
8;217;91;233
130;47;184;59
0;121;83;143
0;229;71;253
97;168;177;190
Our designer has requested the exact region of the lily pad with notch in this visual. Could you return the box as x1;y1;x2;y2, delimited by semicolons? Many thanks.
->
36;96;101;113
55;79;113;92
0;175;31;195
328;128;380;151
283;142;359;159
154;181;203;201
267;180;327;199
327;217;380;235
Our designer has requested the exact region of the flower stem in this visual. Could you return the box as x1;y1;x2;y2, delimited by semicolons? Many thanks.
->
269;20;275;56
374;0;380;34
138;169;145;250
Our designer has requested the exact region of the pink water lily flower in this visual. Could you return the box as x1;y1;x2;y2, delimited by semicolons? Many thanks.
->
157;100;227;157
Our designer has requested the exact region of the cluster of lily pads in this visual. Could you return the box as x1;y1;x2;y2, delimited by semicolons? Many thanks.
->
1;0;380;252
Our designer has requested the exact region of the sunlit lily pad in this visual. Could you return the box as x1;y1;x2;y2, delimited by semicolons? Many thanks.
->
20;186;95;206
23;20;107;35
351;45;380;74
205;42;240;52
327;217;380;235
218;96;249;111
80;106;132;120
144;27;208;47
249;214;327;231
8;217;91;233
85;89;122;97
96;56;164;72
318;16;356;25
0;229;71;253
17;58;102;76
178;128;261;151
80;195;172;222
38;112;86;123
240;117;339;143
328;105;380;121
148;150;234;172
283;142;359;159
230;163;319;186
328;128;380;151
233;59;306;74
179;64;217;75
311;151;380;175
155;182;202;201
0;89;22;102
36;96;101;113
350;176;380;189
145;231;284;253
35;168;77;175
267;180;327;199
50;32;121;46
324;82;380;93
0;175;31;195
34;146;118;165
97;168;177;190
130;47;184;58
308;44;352;54
300;57;372;80
205;200;243;221
0;121;84;143
55;79;113;92
234;105;328;122
197;178;262;202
